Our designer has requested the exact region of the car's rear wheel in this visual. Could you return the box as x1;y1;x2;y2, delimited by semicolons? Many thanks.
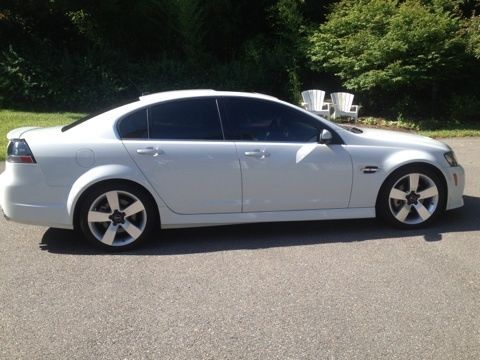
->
377;165;446;228
79;182;157;251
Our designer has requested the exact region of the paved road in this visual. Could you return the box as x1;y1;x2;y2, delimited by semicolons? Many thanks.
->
1;138;479;359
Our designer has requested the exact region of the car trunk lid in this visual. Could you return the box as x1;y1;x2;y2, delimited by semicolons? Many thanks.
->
6;127;41;140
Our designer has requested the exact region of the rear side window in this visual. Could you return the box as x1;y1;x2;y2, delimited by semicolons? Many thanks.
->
118;109;148;139
148;98;223;140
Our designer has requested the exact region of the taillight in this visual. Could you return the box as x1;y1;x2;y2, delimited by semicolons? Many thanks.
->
7;139;36;164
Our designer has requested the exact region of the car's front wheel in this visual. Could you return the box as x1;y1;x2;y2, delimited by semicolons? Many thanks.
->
377;165;446;228
79;182;157;251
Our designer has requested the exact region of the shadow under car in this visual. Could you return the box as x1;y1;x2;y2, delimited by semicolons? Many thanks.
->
40;195;480;255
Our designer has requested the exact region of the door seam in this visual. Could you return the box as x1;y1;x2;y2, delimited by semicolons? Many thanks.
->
233;142;245;212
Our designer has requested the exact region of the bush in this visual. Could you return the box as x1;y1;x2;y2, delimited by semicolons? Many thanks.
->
0;0;305;111
305;0;479;119
0;41;300;111
448;94;480;123
0;45;126;111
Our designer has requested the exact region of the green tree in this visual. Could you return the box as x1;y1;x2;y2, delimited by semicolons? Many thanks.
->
464;15;480;59
306;0;472;117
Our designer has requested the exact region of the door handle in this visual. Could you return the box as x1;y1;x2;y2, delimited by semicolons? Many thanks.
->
136;147;164;156
244;149;270;159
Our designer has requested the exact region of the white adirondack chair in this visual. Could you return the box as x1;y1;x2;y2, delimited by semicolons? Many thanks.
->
331;92;359;122
301;89;331;118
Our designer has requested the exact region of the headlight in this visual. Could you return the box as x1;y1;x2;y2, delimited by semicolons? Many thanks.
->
444;151;458;167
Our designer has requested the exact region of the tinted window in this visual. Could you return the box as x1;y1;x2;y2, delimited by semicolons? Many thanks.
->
63;98;139;132
222;98;322;142
149;98;223;140
118;108;148;139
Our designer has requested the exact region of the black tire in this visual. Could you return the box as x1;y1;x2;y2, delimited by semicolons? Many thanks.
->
78;182;158;251
376;165;446;229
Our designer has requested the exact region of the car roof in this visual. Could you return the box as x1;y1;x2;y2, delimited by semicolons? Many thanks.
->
138;89;278;104
62;90;283;134
63;89;347;140
103;90;281;119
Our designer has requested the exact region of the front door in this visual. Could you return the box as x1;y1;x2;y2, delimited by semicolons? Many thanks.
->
220;97;352;212
236;142;352;211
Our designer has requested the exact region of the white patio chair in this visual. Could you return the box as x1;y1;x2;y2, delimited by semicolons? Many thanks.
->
301;89;331;118
331;92;359;122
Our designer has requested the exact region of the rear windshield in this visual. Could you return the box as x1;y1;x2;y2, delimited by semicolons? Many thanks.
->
61;112;101;132
62;99;138;132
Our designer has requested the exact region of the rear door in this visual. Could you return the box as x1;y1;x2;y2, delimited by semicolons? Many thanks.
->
120;98;241;215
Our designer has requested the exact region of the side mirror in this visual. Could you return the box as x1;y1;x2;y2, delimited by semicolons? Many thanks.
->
318;129;333;144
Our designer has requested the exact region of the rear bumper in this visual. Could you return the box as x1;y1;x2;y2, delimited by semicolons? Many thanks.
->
0;201;72;229
0;165;73;229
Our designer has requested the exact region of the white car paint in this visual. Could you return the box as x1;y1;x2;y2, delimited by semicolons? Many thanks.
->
0;90;465;232
122;140;242;214
235;142;352;212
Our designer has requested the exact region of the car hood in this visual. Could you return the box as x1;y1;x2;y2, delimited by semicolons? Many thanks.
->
348;127;450;151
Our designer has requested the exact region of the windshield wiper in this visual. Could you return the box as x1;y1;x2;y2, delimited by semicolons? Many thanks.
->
340;125;363;134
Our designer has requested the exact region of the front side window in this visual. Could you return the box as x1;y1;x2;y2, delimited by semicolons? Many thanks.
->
222;97;322;143
148;98;223;140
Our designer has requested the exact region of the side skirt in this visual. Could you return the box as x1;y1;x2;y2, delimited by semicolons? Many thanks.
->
160;207;376;229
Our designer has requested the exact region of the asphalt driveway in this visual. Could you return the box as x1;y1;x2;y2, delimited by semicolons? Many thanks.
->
1;137;479;359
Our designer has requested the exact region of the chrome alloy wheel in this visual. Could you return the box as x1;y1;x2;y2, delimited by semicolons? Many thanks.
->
87;190;147;247
388;173;439;225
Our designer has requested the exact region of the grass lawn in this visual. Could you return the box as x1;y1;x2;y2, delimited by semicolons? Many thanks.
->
0;109;479;161
356;117;480;138
417;128;480;138
0;109;84;161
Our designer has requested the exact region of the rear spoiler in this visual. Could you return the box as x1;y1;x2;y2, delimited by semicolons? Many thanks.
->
6;127;40;140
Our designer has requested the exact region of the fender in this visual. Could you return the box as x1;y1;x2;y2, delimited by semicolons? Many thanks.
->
349;148;447;209
66;164;167;224
382;149;441;176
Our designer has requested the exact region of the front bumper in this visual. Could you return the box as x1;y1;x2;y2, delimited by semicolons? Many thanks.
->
445;165;465;210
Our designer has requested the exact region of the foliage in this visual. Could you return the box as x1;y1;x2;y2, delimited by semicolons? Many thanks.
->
0;0;479;121
306;0;480;119
0;0;314;110
307;0;463;90
358;116;480;138
464;15;480;59
0;109;84;160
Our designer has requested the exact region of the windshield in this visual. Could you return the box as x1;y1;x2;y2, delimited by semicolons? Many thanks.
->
307;111;353;134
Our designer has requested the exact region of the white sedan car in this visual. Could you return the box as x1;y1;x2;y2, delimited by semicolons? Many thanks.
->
0;90;465;250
